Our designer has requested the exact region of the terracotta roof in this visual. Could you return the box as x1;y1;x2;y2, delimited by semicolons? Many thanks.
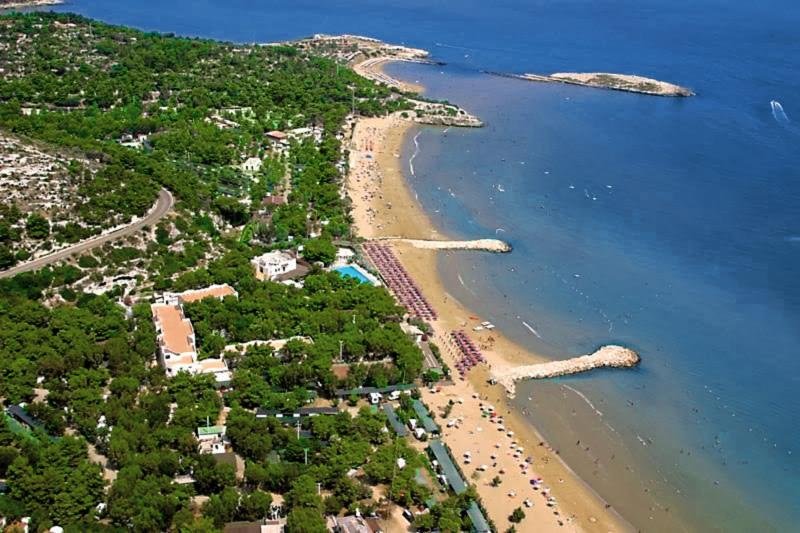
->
153;304;194;354
223;522;262;533
265;130;287;139
261;195;286;206
178;284;237;304
165;353;196;368
197;358;228;371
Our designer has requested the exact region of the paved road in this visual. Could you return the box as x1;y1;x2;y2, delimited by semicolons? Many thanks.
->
0;188;174;279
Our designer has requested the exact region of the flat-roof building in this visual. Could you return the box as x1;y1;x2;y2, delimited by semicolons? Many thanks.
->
412;399;440;434
6;404;44;432
252;251;297;281
152;285;237;385
173;283;238;305
152;304;195;358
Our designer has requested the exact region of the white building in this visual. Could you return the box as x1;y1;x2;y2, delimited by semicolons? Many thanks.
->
241;156;263;174
152;285;238;386
334;247;356;266
252;251;297;281
197;424;228;454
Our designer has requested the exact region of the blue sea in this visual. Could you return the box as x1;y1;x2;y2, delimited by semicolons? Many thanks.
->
22;0;800;530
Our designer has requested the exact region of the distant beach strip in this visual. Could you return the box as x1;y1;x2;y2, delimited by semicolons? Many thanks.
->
0;0;63;9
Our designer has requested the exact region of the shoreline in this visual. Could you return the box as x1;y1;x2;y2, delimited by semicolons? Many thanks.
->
355;57;426;94
0;0;62;9
346;97;633;531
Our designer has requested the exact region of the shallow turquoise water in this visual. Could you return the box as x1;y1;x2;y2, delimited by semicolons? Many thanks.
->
334;266;371;284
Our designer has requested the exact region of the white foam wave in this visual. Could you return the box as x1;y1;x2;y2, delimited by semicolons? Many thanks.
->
771;100;790;123
521;320;542;339
563;384;604;417
409;131;421;176
456;272;477;296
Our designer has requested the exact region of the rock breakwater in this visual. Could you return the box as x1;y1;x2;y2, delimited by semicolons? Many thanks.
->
492;345;640;396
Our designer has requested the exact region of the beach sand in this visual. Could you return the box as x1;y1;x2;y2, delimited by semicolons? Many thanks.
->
354;57;425;94
347;113;633;532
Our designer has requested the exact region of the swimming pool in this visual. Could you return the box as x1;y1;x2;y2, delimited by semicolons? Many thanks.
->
334;265;372;284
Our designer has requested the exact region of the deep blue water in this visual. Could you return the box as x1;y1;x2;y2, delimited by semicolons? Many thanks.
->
18;0;800;529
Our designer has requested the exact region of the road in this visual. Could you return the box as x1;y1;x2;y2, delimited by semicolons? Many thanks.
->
0;188;174;279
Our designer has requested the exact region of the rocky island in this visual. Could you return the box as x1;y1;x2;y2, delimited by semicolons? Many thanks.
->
518;71;694;97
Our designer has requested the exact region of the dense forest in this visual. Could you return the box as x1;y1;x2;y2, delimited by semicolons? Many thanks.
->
0;11;410;268
0;12;487;533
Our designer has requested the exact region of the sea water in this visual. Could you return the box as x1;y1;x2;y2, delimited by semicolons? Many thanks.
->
391;66;800;531
35;0;800;530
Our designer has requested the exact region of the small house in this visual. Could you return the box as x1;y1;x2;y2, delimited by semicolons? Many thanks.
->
241;157;263;174
265;131;288;145
252;251;297;281
5;404;44;432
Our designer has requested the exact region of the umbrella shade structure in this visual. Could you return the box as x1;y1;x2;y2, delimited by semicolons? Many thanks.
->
412;399;440;434
467;502;491;533
427;439;467;495
382;403;408;437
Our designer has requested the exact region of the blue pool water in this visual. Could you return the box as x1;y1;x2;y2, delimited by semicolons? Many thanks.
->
19;0;800;530
334;266;371;285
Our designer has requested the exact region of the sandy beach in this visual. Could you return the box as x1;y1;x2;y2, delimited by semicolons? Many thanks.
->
353;57;425;94
347;108;633;532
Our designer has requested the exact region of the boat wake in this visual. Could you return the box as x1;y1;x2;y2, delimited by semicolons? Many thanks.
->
771;100;790;124
521;320;542;339
563;384;604;417
457;272;478;296
409;131;421;176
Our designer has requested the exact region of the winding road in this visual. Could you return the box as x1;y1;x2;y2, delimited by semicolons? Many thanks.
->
0;188;174;279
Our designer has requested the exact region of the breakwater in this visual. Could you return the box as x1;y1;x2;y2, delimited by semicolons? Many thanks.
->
492;345;640;396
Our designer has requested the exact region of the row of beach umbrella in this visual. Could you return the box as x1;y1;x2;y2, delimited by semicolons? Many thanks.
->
363;243;437;320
